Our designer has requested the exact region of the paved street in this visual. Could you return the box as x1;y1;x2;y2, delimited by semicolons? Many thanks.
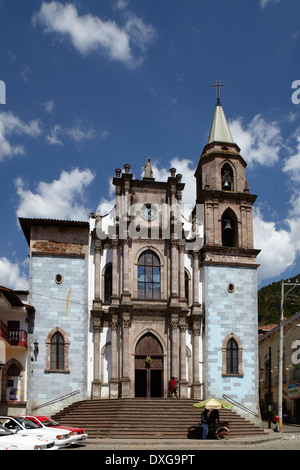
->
62;423;300;452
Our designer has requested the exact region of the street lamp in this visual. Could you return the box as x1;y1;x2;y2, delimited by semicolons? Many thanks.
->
278;279;300;432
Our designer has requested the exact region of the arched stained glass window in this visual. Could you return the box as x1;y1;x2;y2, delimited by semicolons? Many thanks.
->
138;250;161;299
51;332;65;370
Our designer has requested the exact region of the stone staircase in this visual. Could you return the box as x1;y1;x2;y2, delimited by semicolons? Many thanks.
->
52;398;267;439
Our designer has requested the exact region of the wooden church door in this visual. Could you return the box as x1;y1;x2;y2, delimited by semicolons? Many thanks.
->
134;333;163;397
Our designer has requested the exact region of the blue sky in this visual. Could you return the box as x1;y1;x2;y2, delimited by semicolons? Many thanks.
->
1;0;300;291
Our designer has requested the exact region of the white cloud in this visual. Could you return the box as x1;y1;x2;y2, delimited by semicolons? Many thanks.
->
283;136;300;182
253;208;296;283
46;124;63;146
150;157;196;208
42;100;55;114
65;123;95;143
115;0;130;10
260;0;281;9
32;1;156;68
229;114;282;166
16;168;95;221
46;121;98;146
0;111;42;161
0;257;29;290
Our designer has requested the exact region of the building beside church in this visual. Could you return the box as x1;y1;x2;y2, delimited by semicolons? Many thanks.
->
0;287;33;415
19;97;261;419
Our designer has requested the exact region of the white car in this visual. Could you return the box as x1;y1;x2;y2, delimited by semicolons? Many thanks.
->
24;415;88;445
0;423;56;450
0;416;73;448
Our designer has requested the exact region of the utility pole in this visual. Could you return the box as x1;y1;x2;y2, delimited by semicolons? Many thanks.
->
268;346;272;429
278;280;284;432
278;279;300;432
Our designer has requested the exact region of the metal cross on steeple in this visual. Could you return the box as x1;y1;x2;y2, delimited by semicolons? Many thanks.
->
210;80;225;104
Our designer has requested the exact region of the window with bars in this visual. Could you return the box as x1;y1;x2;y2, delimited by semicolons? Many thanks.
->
50;332;65;370
138;250;161;300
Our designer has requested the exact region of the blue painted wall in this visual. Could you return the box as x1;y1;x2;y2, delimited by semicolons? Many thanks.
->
203;265;259;414
27;255;88;410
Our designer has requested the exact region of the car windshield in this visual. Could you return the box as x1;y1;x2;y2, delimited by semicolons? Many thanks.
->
41;418;60;427
0;424;14;436
14;417;40;429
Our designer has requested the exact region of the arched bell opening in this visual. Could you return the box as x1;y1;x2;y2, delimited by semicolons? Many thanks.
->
222;209;238;247
221;163;234;191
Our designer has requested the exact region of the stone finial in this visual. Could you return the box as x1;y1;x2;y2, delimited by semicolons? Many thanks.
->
170;167;176;178
115;168;122;178
124;163;130;174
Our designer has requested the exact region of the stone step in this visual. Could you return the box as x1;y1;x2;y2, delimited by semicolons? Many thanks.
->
52;398;266;439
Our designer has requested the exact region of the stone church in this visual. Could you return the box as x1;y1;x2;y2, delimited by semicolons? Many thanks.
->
20;96;260;417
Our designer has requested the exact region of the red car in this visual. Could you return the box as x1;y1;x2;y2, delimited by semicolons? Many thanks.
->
23;416;88;445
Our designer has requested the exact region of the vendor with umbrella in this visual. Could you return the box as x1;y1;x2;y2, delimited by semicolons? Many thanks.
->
193;398;232;440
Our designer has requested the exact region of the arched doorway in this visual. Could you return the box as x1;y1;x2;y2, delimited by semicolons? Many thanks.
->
1;359;24;403
135;333;163;397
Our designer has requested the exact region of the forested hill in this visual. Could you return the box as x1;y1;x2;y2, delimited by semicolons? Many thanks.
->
258;275;300;326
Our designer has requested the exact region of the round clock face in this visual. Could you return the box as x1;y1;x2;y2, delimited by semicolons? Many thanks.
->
141;204;158;221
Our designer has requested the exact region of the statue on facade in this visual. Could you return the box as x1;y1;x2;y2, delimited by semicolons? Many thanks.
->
144;158;154;179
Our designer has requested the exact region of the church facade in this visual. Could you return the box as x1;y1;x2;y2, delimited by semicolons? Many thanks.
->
20;99;261;418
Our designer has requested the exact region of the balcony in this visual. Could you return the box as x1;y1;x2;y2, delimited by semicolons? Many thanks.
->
0;319;27;348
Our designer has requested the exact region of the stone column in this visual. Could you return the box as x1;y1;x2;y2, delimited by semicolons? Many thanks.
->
171;239;178;299
93;240;102;308
192;251;200;306
121;313;131;397
246;206;254;248
111;239;119;304
178;243;186;302
91;311;102;399
109;315;119;398
171;314;179;384
192;321;201;399
121;238;131;304
179;321;188;398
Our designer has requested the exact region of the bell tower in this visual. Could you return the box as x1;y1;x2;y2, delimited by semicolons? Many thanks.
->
195;85;258;261
196;83;261;417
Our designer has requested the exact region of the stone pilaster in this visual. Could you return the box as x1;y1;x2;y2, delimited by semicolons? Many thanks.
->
93;240;102;309
179;321;188;398
171;314;179;381
192;320;201;399
91;311;102;399
109;315;119;398
121;313;131;397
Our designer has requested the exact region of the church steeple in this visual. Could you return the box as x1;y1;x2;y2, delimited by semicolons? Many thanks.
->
207;103;234;145
208;80;234;145
194;84;258;251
